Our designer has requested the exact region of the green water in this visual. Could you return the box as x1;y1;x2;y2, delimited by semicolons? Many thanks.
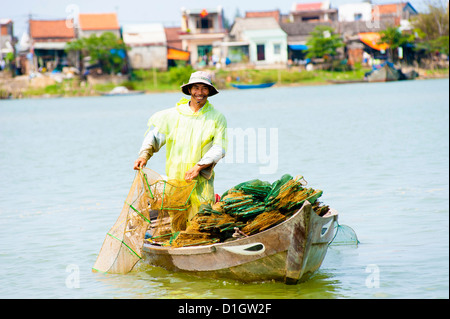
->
0;78;448;299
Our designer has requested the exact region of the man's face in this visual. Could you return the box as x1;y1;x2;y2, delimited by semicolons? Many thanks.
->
189;83;210;105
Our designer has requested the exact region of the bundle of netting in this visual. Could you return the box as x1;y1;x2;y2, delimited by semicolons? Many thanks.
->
264;177;323;216
146;173;331;248
241;211;286;235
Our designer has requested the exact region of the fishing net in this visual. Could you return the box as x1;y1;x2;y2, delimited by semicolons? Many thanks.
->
92;168;196;274
329;223;360;246
147;178;197;233
147;174;328;248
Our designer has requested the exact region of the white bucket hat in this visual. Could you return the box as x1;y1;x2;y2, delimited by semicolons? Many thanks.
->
180;71;219;96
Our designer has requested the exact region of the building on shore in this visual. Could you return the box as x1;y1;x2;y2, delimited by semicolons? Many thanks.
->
5;1;425;77
289;1;338;23
179;6;227;68
226;17;288;67
338;2;373;22
372;2;418;28
77;13;120;38
28;19;77;73
122;23;168;70
1;19;15;61
245;10;282;23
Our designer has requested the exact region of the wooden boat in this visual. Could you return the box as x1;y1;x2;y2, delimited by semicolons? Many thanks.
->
366;63;400;82
142;201;338;284
365;62;416;83
231;82;276;89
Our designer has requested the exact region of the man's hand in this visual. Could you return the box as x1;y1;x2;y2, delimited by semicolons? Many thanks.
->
133;158;148;170
184;164;203;182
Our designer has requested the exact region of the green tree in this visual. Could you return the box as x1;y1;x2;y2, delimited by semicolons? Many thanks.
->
66;32;128;74
378;26;415;62
411;0;449;57
305;26;344;60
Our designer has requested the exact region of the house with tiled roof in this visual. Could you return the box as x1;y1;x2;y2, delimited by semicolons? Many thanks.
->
226;17;287;66
290;1;338;23
372;2;418;28
29;19;77;72
78;13;120;38
280;16;398;66
245;10;281;23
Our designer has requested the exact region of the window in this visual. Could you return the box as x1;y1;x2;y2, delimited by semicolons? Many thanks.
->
273;43;281;55
354;13;363;21
196;17;213;30
302;16;320;22
257;44;265;61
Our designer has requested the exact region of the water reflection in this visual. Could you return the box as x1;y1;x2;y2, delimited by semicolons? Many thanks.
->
92;261;344;299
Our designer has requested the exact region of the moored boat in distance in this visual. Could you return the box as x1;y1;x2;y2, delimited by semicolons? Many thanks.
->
231;82;276;89
366;62;418;83
101;86;145;96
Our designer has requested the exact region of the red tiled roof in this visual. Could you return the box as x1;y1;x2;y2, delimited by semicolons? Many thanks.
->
245;10;280;23
29;19;75;39
164;27;182;50
294;2;323;12
374;3;403;15
78;13;119;31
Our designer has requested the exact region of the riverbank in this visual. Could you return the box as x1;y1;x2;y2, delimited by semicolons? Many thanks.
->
1;66;448;99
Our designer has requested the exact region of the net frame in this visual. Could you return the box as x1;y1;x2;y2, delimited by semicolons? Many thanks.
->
92;168;197;274
92;169;160;274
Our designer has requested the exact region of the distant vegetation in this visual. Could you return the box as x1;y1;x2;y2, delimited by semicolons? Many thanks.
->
66;32;129;74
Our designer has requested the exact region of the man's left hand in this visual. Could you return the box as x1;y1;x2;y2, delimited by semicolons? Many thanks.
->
184;164;202;182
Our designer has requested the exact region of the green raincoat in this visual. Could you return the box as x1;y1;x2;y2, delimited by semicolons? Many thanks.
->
148;98;227;219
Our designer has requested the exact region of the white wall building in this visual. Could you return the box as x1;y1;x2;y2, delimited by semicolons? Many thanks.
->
122;24;168;70
228;17;288;66
338;2;372;22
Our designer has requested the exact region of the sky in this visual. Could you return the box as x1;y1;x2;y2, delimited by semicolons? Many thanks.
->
2;0;432;37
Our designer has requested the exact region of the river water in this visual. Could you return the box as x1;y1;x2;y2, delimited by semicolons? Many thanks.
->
0;78;448;299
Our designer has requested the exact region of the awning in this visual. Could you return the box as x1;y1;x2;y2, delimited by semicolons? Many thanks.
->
289;44;308;51
358;32;389;51
167;47;190;61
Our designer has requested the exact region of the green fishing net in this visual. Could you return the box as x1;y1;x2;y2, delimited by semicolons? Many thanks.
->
330;223;360;246
151;174;330;248
92;168;197;274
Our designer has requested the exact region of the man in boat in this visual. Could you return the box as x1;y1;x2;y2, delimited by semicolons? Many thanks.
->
133;71;227;221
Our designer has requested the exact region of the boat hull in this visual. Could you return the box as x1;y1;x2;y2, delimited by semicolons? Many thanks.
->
101;91;145;96
142;201;338;284
231;82;275;89
367;63;406;82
